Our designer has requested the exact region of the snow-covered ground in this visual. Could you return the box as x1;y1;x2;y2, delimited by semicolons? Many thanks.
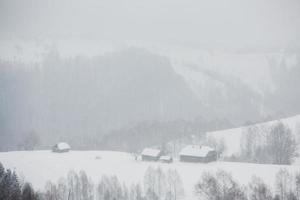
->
207;115;300;157
0;150;299;199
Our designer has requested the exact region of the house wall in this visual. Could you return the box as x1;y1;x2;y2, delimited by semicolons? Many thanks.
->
180;152;217;163
52;148;70;153
142;155;159;161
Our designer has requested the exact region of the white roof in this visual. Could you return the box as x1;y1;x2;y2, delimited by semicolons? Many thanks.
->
179;145;214;157
56;142;71;150
141;148;161;157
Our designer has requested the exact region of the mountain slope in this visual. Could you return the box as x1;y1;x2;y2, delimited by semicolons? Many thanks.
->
207;115;300;156
0;48;204;149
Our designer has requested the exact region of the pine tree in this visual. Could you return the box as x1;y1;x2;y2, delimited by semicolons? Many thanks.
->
9;171;22;200
0;162;5;200
0;162;4;177
0;163;28;200
22;183;37;200
1;169;13;200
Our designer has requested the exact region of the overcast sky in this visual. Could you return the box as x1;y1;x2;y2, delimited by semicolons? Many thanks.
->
1;0;300;50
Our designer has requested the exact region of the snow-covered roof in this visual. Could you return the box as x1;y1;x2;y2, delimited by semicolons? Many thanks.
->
55;142;71;150
141;148;161;157
159;156;172;161
179;145;214;158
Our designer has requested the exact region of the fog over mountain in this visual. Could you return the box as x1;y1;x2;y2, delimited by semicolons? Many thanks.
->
2;2;300;200
1;0;300;150
1;46;300;150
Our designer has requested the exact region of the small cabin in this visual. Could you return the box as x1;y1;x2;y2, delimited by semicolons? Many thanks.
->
179;145;217;163
52;142;71;153
141;148;162;161
159;155;173;163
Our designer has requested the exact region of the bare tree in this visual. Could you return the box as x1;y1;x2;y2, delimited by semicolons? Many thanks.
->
129;183;143;200
144;167;166;200
97;175;124;200
79;170;94;200
195;171;219;200
44;181;59;200
240;126;261;162
239;122;298;165
67;170;81;200
206;136;226;160
248;176;273;200
57;178;68;200
266;122;298;165
195;170;247;200
275;169;293;200
295;172;300;199
144;167;156;200
165;169;184;200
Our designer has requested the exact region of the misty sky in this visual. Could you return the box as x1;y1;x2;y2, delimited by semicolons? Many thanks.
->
1;0;300;152
1;0;300;50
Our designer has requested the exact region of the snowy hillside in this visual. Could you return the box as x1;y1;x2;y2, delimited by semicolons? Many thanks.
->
207;115;300;157
0;150;300;200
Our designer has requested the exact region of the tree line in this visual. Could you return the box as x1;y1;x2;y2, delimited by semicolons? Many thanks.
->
2;161;300;200
41;167;184;200
239;122;298;165
195;169;300;200
0;162;38;200
0;162;184;200
208;122;299;165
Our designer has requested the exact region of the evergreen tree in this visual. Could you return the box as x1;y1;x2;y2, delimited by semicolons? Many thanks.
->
22;183;37;200
1;169;13;200
0;162;4;177
0;163;36;200
0;162;6;200
9;171;22;200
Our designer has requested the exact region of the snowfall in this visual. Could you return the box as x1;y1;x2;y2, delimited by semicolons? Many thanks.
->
208;114;300;157
0;150;300;200
1;115;300;199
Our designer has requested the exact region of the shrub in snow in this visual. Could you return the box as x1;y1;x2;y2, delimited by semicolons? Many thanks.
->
248;176;273;200
195;170;247;200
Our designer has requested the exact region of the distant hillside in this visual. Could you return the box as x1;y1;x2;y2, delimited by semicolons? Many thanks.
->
0;48;203;149
1;46;300;150
173;51;300;124
207;115;300;157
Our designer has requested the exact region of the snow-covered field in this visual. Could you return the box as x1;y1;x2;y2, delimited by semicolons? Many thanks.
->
1;116;300;199
207;115;300;157
0;150;300;199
